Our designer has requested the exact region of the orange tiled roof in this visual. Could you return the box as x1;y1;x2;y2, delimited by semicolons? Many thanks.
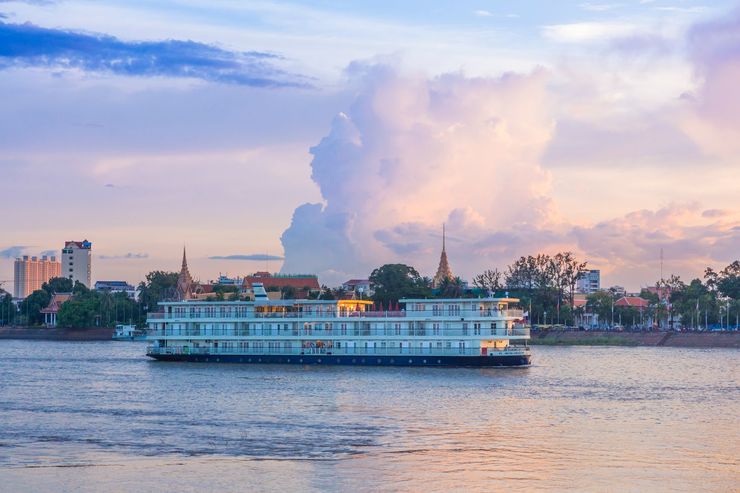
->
40;293;72;314
243;276;320;290
614;296;650;308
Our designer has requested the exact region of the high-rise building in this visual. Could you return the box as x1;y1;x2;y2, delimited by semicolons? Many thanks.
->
576;269;601;294
62;240;92;288
14;255;61;298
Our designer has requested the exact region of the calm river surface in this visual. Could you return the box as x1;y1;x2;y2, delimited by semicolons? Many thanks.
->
0;341;737;492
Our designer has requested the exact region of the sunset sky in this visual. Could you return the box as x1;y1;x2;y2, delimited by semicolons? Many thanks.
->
1;0;738;291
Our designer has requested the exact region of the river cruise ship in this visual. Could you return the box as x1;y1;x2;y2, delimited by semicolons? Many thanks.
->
146;286;531;367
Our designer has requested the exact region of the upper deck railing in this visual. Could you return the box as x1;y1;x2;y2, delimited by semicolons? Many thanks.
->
147;308;525;321
147;325;530;339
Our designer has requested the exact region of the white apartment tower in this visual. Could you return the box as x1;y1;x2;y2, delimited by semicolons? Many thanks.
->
576;269;601;294
62;240;92;288
14;255;62;298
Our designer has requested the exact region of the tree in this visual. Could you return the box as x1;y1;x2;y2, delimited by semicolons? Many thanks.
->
586;290;614;328
19;289;51;326
716;261;739;300
0;292;17;325
138;271;178;313
41;277;74;295
317;285;334;300
280;285;297;300
57;291;100;328
472;269;503;293
73;281;89;295
561;253;588;310
370;264;431;306
438;276;464;298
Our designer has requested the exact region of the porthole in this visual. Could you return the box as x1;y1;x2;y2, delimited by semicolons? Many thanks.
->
423;359;427;364
377;359;381;364
408;359;413;364
318;359;322;363
437;359;441;364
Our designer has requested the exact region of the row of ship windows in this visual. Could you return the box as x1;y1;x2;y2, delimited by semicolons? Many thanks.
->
157;321;509;332
174;340;469;350
168;305;508;318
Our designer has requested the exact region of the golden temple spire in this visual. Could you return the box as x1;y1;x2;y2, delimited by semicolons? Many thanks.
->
433;223;453;288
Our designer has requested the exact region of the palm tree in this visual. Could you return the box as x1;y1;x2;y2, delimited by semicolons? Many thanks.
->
439;276;464;298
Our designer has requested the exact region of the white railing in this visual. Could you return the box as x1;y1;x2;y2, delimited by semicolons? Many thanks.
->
147;326;530;339
148;308;525;322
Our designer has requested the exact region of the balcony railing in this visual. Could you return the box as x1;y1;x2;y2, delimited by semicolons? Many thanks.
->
148;308;525;321
147;326;530;339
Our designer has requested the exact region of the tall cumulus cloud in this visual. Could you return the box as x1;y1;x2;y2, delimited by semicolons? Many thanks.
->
281;55;739;286
281;63;558;283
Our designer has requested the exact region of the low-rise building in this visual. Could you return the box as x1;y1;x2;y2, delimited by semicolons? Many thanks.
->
40;293;72;327
95;280;137;299
341;279;372;297
614;296;650;309
242;272;320;299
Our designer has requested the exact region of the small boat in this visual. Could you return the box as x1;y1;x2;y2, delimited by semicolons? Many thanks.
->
113;324;147;341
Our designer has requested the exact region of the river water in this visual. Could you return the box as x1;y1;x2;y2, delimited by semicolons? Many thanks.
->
0;341;737;492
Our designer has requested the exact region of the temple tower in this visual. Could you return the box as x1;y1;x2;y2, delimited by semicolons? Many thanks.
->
432;224;453;288
175;247;194;301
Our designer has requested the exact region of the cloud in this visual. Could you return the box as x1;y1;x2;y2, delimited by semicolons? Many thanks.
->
542;22;638;43
39;249;56;257
571;204;738;265
97;252;149;259
579;3;623;12
209;254;284;261
281;63;556;283
473;10;493;17
680;8;740;160
0;245;27;258
279;59;739;287
0;1;57;4
0;21;307;87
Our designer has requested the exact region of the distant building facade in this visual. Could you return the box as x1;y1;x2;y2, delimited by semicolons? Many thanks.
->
40;293;72;327
576;269;601;294
14;255;61;298
342;279;372;297
95;280;137;299
243;272;320;299
62;240;92;288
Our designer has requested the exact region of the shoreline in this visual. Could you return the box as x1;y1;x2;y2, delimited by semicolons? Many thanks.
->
0;327;114;341
1;327;737;348
530;330;740;348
